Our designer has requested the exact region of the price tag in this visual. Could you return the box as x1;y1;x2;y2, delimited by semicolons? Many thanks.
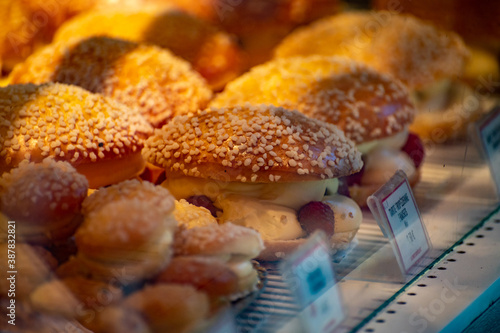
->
280;231;344;333
475;106;500;197
367;170;431;274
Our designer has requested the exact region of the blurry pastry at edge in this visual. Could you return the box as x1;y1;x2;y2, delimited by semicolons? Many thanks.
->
144;104;363;260
0;83;152;188
9;36;212;128
162;0;339;67
0;243;57;300
53;9;245;90
274;11;479;142
211;56;421;207
0;160;88;245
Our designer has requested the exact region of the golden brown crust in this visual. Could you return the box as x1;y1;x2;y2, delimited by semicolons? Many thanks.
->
0;83;152;188
274;11;469;89
173;223;264;260
53;9;245;90
144;104;363;183
211;56;415;144
123;284;210;333
9;36;212;128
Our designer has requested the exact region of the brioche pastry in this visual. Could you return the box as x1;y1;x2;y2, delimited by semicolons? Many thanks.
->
9;36;212;128
211;56;420;207
145;104;363;260
74;197;177;284
0;83;152;188
274;11;480;142
0;244;57;300
174;222;264;295
53;9;245;90
0;159;88;245
123;284;210;333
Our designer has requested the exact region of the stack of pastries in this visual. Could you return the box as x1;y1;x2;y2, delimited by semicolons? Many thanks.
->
0;3;490;332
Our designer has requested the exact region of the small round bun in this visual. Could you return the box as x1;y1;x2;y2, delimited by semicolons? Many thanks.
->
82;179;174;217
144;104;363;183
123;284;210;333
0;83;152;188
0;159;88;244
174;222;264;261
9;36;212;128
75;197;177;283
211;56;415;144
274;11;469;89
53;9;245;90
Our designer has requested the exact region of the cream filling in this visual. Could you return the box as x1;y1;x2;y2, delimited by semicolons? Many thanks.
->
163;176;338;210
227;260;254;280
361;148;416;186
357;128;409;155
216;194;305;241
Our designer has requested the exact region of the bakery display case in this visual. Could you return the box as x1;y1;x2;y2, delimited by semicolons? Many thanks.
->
1;1;499;332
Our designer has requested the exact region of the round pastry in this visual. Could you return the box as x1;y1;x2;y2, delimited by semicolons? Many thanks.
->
211;56;420;207
0;243;57;300
9;36;212;128
144;104;363;260
123;284;210;333
0;83;152;188
160;0;339;68
30;277;123;321
155;256;239;300
74;197;177;284
273;11;481;142
82;179;175;217
89;306;150;333
174;222;264;294
274;11;469;90
0;159;88;245
53;9;245;90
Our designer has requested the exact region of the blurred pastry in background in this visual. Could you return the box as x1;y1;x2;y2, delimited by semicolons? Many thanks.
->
9;36;212;128
0;160;88;245
144;104;363;260
0;243;57;300
274;11;481;142
161;0;339;67
0;83;152;188
53;9;245;90
211;56;421;206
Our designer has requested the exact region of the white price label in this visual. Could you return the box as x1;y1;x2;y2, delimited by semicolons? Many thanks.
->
368;170;431;274
280;232;344;333
476;106;500;197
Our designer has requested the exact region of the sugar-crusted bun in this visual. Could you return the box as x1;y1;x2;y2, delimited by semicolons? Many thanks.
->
0;83;152;188
274;11;469;90
0;160;88;244
9;36;212;128
211;56;415;144
144;104;363;183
